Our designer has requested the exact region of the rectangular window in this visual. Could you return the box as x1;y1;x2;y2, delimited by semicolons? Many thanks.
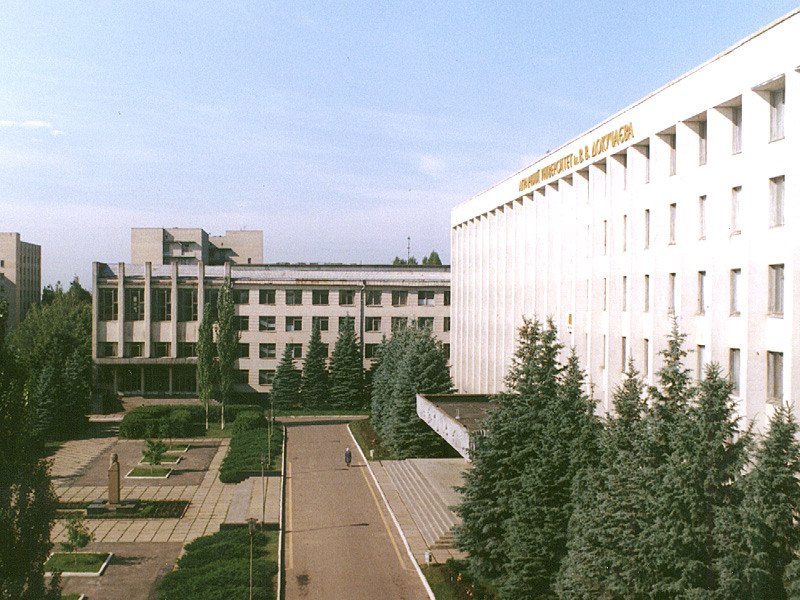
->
770;87;785;142
418;317;434;330
418;291;435;306
365;316;381;332
234;370;249;385
321;344;329;359
177;342;197;358
730;269;741;315
338;316;355;332
443;343;451;361
603;220;608;255
667;133;676;176
287;343;302;359
697;271;706;315
444;291;451;306
125;288;144;321
151;288;171;321
152;342;170;358
259;370;276;385
443;317;451;332
312;316;329;331
601;335;606;369
603;278;607;311
644;274;650;312
285;289;303;305
285;316;303;332
698;196;706;239
622;276;627;312
621;336;627;372
259;289;275;305
235;315;250;331
260;343;277;359
98;342;118;358
205;288;219;312
365;344;379;359
365;290;382;306
232;289;249;304
644;142;651;183
698;120;707;166
669;203;677;244
623;214;628;252
178;288;198;322
768;351;784;401
125;342;144;358
391;317;408;331
668;273;676;313
729;348;741;395
339;289;355;305
312;290;329;305
769;264;784;316
731;105;742;154
392;290;408;306
237;343;250;358
644;209;650;249
697;345;706;380
770;176;785;227
643;338;650;376
731;187;741;234
259;316;276;331
99;288;118;321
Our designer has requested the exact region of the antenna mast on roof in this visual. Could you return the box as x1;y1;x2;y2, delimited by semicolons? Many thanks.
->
407;236;411;263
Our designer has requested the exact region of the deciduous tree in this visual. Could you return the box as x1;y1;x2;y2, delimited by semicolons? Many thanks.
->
215;279;239;429
196;303;216;430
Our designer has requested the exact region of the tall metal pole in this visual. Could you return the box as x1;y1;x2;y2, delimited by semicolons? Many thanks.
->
260;450;265;525
248;518;255;600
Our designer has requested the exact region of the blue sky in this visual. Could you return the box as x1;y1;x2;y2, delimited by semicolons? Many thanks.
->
2;1;798;287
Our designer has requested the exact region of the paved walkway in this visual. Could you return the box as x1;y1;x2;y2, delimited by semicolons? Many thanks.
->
224;474;281;525
284;422;428;600
52;439;233;544
50;429;119;481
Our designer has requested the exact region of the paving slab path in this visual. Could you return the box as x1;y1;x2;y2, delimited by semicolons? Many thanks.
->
284;422;428;600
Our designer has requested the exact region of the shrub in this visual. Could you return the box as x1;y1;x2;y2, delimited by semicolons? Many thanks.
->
119;404;262;438
219;425;283;483
231;411;267;435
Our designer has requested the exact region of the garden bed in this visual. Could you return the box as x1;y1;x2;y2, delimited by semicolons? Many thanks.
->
45;552;113;576
119;404;263;439
349;418;395;460
139;454;181;465
57;500;189;519
126;466;172;479
166;444;191;453
422;560;498;600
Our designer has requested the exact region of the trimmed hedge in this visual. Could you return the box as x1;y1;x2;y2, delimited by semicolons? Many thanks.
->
156;528;278;600
231;410;268;435
119;404;262;439
219;425;283;483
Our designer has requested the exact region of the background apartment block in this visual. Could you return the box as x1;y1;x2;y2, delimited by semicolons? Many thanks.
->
0;232;41;331
131;227;263;266
451;9;800;429
92;262;450;396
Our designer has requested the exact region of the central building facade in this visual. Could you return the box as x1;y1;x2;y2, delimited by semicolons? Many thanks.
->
451;9;799;427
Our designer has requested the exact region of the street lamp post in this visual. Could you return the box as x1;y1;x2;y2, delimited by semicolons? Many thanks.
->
247;517;257;600
260;450;265;525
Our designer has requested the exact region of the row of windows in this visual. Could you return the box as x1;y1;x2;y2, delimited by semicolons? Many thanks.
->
600;264;784;316
98;287;450;322
241;315;450;333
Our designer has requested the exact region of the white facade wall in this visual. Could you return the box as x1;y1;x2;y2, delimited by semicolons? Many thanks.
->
451;9;800;428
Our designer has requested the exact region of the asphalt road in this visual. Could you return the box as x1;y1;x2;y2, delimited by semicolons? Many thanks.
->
284;422;428;600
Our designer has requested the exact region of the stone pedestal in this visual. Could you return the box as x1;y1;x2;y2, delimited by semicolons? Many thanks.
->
108;453;121;506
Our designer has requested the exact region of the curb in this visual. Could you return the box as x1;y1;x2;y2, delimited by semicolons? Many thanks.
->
277;424;288;600
347;424;436;600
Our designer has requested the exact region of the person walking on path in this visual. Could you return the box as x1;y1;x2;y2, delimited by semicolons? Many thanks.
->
344;447;352;467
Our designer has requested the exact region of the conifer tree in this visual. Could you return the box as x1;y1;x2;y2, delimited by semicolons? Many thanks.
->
557;363;648;599
272;345;302;409
196;303;216;430
371;332;404;437
215;278;239;429
29;362;60;440
301;322;329;409
329;326;364;410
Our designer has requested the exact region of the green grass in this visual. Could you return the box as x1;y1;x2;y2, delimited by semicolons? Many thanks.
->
157;527;278;599
422;560;498;600
140;455;181;464
204;423;234;438
219;425;283;483
58;500;189;519
61;594;81;600
45;552;110;573
349;418;396;461
128;466;171;477
166;444;190;452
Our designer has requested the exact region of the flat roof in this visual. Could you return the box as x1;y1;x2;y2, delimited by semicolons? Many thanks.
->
421;394;496;433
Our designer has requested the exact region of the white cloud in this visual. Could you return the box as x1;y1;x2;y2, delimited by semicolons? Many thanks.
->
0;119;65;136
417;154;445;177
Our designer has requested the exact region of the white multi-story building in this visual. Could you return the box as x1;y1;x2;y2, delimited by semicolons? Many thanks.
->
0;232;41;332
451;9;799;428
92;261;450;396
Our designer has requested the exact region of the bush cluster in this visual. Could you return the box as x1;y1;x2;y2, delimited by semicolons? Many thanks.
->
231;410;268;435
219;424;283;483
157;528;278;600
119;404;262;439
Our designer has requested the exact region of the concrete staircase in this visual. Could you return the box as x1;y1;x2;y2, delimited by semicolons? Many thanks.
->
384;460;460;550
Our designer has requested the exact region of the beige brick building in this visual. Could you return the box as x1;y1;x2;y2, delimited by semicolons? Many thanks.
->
131;227;263;266
92;261;450;396
0;232;41;331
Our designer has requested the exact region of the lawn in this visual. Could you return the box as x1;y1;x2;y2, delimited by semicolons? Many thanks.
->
127;466;172;478
422;560;498;600
156;527;278;600
140;454;181;464
61;595;81;600
45;552;110;574
349;418;396;461
58;500;189;519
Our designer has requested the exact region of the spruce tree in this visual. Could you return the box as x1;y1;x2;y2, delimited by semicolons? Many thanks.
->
556;363;648;600
196;303;216;430
272;345;301;409
329;327;364;410
301;322;330;410
371;332;405;437
215;278;239;429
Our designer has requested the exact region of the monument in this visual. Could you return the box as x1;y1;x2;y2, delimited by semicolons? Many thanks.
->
108;453;121;506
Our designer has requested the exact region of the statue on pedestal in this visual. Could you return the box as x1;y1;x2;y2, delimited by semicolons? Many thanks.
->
108;453;121;506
